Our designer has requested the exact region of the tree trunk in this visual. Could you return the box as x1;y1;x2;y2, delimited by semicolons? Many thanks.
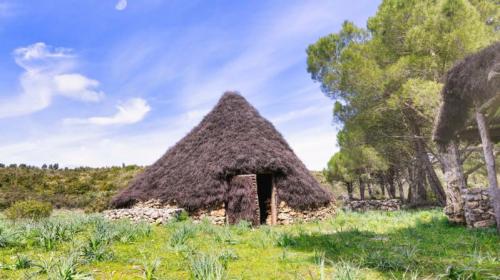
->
346;182;354;200
475;111;500;234
440;140;467;224
359;178;366;200
379;179;386;198
386;169;396;199
405;110;446;206
367;183;375;199
397;178;405;203
416;137;447;206
408;165;427;205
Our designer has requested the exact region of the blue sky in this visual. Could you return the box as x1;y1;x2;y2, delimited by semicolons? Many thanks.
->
0;0;380;170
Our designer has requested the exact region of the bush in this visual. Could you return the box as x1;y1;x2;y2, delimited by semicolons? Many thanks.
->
4;200;52;220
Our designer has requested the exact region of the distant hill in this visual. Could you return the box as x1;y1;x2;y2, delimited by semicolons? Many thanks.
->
0;166;341;211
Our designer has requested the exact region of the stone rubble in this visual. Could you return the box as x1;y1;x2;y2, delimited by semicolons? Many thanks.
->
462;188;496;228
343;199;401;212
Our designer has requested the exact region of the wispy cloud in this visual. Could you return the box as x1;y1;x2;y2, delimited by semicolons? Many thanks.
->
0;42;104;118
115;0;127;11
64;98;150;126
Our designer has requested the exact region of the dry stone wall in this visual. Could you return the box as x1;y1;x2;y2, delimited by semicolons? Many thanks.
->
104;199;336;225
462;188;496;228
103;207;183;224
276;201;336;225
344;199;401;212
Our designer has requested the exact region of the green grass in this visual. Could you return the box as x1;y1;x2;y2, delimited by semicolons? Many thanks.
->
0;209;498;279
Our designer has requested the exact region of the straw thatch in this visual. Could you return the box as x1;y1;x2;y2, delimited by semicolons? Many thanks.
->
433;42;500;145
112;92;332;211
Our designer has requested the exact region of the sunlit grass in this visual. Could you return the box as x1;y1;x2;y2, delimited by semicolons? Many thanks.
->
0;209;498;279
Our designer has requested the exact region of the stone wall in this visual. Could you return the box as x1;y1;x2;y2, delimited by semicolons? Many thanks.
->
343;199;401;212
104;199;336;225
276;201;336;225
462;188;496;228
103;207;182;224
190;206;226;225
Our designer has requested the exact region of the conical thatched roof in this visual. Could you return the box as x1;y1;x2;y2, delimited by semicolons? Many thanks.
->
112;92;332;211
433;42;500;145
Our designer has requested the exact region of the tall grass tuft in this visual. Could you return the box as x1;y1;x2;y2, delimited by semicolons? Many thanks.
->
332;260;362;280
48;253;92;280
138;257;161;280
169;223;196;250
189;253;226;280
0;225;19;248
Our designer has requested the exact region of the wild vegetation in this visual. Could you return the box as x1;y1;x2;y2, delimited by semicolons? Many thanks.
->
0;165;143;212
0;209;498;279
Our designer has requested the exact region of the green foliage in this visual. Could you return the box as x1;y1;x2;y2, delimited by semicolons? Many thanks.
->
4;200;52;220
13;255;32;270
169;223;197;249
138;257;161;280
0;165;143;210
48;254;92;280
189;252;226;280
176;210;189;222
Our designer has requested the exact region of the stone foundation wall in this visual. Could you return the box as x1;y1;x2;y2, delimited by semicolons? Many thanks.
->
103;207;182;224
276;201;336;225
462;188;496;228
343;199;401;212
104;199;336;225
190;206;226;225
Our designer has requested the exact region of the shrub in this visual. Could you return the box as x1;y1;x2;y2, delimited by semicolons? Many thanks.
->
176;210;189;222
4;200;52;220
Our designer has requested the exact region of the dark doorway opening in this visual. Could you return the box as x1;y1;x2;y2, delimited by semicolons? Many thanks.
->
257;174;273;224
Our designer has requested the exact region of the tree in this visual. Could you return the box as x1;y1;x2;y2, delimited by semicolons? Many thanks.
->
307;0;496;209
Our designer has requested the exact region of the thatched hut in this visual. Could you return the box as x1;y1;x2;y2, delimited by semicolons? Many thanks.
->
112;92;334;225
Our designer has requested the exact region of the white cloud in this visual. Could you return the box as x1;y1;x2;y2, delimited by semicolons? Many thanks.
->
115;0;127;11
64;98;150;126
0;42;104;118
54;74;104;102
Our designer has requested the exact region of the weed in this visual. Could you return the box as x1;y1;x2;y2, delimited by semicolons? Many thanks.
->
169;223;196;249
138;257;161;280
0;226;18;248
234;220;251;235
49;254;92;280
189;252;226;280
332;260;362;280
276;232;297;247
13;255;33;270
81;234;112;262
218;248;238;269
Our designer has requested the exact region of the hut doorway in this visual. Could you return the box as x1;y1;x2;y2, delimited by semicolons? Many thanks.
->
257;174;275;225
227;174;277;226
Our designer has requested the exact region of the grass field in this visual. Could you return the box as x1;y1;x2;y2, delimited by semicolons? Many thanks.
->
0;209;499;279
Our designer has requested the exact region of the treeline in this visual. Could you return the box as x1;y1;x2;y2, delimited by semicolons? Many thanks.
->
0;165;143;212
308;0;498;206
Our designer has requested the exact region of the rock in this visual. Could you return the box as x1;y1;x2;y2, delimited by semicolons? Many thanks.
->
473;220;496;228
